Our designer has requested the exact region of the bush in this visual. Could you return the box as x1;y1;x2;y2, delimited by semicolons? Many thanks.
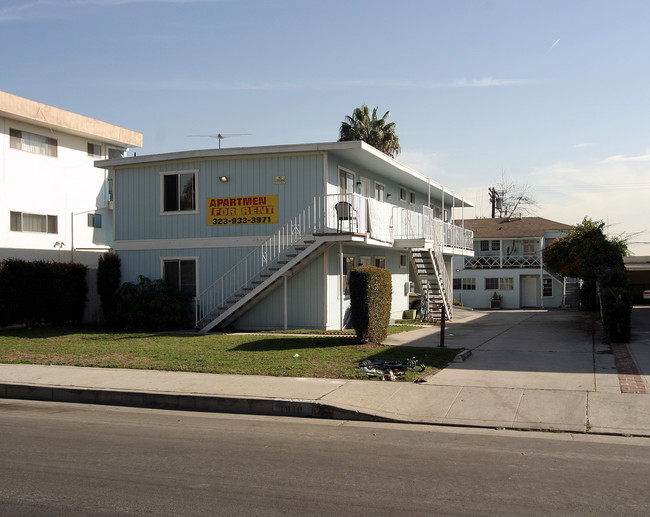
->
599;286;632;343
97;252;121;326
114;275;193;331
349;266;392;344
0;259;87;327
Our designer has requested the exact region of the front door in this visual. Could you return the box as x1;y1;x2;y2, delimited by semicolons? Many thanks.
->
521;276;537;307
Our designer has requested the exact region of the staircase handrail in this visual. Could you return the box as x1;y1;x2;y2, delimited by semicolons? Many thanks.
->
430;218;452;318
195;196;326;325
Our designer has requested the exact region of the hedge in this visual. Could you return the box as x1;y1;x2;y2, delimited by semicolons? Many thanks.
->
349;266;392;344
599;286;632;343
0;259;87;327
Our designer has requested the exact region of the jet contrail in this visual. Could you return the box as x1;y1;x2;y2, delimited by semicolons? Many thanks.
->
550;38;561;50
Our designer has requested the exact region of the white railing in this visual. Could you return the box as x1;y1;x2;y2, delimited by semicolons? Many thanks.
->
464;254;542;269
196;193;472;326
195;196;327;326
393;206;473;250
429;223;452;318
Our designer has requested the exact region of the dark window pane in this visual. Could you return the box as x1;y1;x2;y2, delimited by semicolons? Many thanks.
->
179;173;195;211
180;260;196;296
163;261;180;291
164;174;178;212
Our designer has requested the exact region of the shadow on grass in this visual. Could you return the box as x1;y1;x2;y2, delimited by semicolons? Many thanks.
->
229;336;358;351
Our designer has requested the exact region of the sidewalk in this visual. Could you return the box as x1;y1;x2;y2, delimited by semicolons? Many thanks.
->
1;309;649;436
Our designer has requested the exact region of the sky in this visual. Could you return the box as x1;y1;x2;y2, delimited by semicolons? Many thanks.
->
2;0;650;255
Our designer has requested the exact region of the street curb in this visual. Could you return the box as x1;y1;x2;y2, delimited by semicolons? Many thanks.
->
453;349;473;362
0;383;397;424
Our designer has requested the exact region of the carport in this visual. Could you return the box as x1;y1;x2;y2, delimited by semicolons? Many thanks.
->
624;256;650;303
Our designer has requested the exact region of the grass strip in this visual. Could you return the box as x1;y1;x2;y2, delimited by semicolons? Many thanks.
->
0;326;458;380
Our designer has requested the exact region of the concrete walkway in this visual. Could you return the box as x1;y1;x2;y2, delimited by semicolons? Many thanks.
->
1;308;649;436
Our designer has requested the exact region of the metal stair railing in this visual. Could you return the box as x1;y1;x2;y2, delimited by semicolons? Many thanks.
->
195;196;328;327
428;222;452;319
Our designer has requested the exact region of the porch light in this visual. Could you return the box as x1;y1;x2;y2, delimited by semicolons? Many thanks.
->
219;176;228;182
356;181;362;187
386;193;392;199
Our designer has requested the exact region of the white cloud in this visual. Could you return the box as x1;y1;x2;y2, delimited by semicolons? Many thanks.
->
603;151;650;163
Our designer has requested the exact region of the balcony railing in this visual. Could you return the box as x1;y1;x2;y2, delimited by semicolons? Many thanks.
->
392;205;473;250
464;254;542;269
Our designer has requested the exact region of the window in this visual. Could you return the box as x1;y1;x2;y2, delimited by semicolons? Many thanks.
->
456;278;475;290
359;256;371;266
10;129;57;157
87;143;102;158
409;191;416;205
87;213;102;228
480;240;489;251
341;255;355;296
108;148;124;160
543;278;553;297
339;168;354;195
10;211;57;233
491;240;500;251
400;253;407;268
374;257;386;268
399;187;407;202
163;259;197;297
485;277;513;290
162;171;197;213
523;240;537;255
374;182;385;202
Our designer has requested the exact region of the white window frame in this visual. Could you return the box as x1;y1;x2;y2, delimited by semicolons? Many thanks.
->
374;182;385;202
161;256;199;297
399;253;407;268
399;187;408;202
10;211;58;234
160;169;199;215
87;142;103;158
409;191;416;205
338;167;355;195
359;255;371;266
10;128;57;157
340;254;356;297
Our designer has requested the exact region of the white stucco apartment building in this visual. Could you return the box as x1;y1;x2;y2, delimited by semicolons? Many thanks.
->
0;91;142;267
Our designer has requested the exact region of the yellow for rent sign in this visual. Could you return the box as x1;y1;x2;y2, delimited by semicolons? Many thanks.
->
207;195;278;226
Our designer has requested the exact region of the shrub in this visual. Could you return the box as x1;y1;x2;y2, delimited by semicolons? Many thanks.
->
97;252;121;326
349;266;392;343
599;286;632;343
113;275;193;331
0;259;87;327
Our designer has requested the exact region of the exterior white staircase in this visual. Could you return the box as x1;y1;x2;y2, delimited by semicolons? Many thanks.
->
410;247;452;321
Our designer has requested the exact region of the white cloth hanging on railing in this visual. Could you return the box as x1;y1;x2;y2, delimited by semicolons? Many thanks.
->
367;198;394;244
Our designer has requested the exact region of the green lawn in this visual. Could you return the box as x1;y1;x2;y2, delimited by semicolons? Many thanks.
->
0;326;459;380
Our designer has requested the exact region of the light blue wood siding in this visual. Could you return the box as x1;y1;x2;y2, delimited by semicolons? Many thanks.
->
114;153;324;241
233;255;325;330
324;244;410;329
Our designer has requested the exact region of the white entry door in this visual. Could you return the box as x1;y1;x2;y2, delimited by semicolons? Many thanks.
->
359;177;371;198
521;276;538;307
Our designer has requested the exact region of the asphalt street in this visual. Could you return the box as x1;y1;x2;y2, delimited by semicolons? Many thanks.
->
1;400;649;516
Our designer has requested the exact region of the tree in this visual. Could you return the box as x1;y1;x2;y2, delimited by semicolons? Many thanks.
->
491;173;538;218
543;217;628;311
338;104;401;157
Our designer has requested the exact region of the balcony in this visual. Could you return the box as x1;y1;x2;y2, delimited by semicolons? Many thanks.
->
319;194;473;252
464;254;542;269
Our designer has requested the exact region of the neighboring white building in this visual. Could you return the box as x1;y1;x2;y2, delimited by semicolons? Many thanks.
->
452;217;573;309
0;91;142;267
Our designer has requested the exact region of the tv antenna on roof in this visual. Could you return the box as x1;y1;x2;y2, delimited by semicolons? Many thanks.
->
188;133;251;149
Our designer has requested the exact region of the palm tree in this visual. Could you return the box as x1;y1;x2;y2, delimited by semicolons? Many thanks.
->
338;104;401;157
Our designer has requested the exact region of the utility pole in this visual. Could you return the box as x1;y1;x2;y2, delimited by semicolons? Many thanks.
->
488;187;498;218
